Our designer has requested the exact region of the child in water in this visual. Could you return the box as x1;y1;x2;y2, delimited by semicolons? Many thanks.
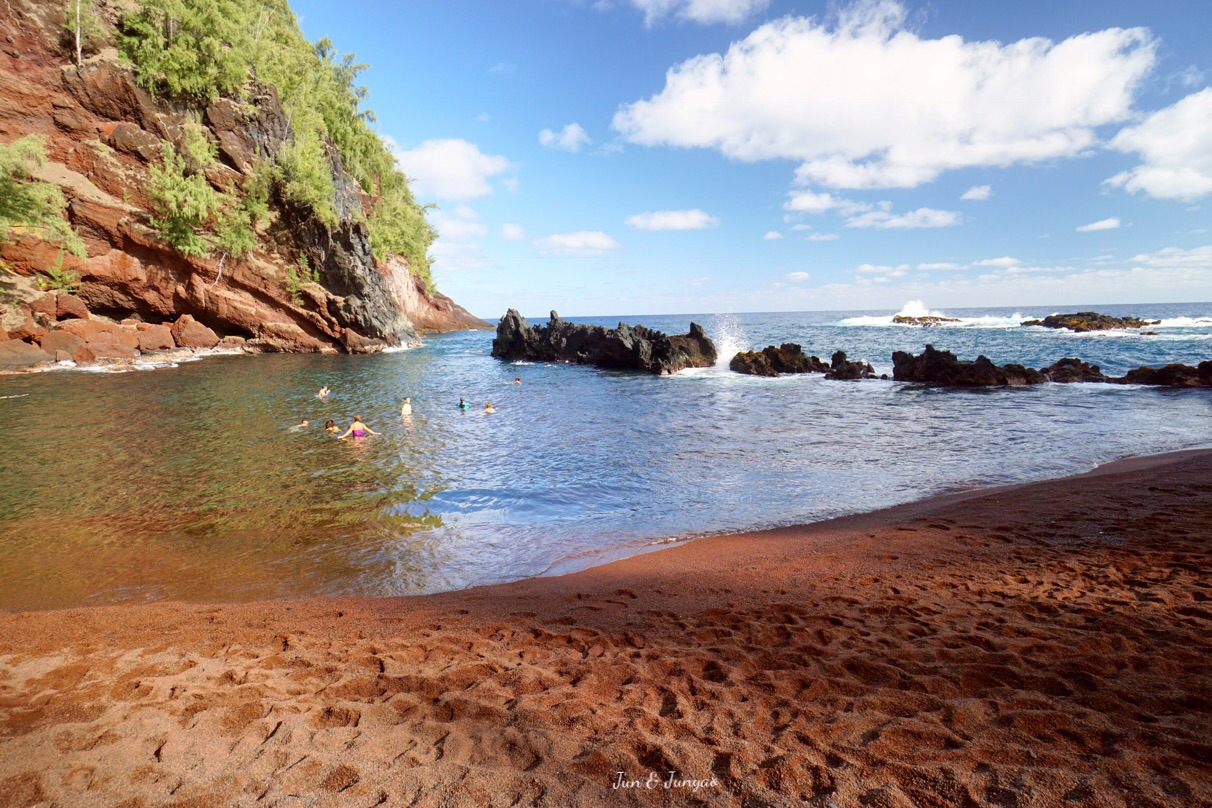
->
337;416;379;439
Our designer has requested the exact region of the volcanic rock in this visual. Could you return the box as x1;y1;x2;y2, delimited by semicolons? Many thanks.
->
136;324;175;352
492;310;717;375
1041;358;1109;383
892;315;961;326
892;345;1047;386
825;350;877;380
55;293;90;321
1117;362;1212;388
1021;312;1160;332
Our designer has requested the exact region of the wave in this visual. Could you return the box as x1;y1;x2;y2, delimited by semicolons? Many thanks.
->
837;300;1031;329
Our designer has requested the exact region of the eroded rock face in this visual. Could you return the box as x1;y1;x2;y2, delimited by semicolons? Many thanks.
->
826;351;877;381
0;1;484;359
1118;362;1212;388
1041;358;1108;383
492;309;717;375
1022;312;1160;332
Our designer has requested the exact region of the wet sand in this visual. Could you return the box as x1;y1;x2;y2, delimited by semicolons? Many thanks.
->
1;450;1209;806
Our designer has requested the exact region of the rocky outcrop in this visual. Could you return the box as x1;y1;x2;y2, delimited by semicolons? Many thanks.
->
730;344;829;376
894;346;1212;388
892;315;960;326
1118;362;1212;388
1040;358;1109;383
892;345;1046;386
826;351;878;380
1022;312;1160;332
729;345;877;380
492;309;717;375
0;0;484;366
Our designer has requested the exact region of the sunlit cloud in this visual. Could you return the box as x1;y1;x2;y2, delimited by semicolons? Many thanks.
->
1076;217;1121;232
1107;88;1212;200
539;123;592;153
961;185;992;201
625;209;719;230
534;230;621;256
389;137;515;201
615;1;1154;189
626;0;769;26
845;208;961;229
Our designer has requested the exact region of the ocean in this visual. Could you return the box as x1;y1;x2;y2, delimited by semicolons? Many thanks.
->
1;301;1209;610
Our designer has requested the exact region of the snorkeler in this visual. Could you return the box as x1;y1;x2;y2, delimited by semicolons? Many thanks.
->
337;415;379;439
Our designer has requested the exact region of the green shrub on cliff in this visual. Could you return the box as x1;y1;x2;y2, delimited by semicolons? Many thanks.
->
147;141;219;257
119;0;436;289
0;134;87;265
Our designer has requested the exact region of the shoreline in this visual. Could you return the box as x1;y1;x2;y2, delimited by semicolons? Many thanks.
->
1;448;1209;804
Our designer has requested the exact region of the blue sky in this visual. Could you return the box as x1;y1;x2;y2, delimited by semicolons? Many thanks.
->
290;0;1211;318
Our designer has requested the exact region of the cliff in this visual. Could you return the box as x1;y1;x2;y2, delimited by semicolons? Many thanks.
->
0;0;485;370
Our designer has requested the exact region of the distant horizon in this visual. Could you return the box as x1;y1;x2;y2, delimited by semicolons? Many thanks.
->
483;299;1212;323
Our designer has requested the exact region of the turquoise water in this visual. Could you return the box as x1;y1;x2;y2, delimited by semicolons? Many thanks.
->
0;301;1209;610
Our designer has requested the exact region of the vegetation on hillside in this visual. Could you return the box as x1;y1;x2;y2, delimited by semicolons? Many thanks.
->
0;135;87;285
117;0;436;289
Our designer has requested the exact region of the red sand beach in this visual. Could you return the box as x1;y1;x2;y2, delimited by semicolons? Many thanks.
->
1;450;1209;806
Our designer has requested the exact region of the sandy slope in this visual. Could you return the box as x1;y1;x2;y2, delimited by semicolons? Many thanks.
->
1;451;1209;806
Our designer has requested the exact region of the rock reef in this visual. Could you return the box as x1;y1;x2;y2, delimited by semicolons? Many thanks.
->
492;309;717;375
729;345;877;380
892;314;961;326
1021;312;1160;332
893;345;1212;388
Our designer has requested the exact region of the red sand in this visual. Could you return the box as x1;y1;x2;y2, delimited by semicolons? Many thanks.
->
1;450;1209;806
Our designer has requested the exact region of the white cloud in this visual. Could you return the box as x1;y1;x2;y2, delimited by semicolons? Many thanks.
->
763;231;783;240
1076;217;1121;232
786;271;810;282
917;262;964;270
784;190;871;215
429;205;487;241
390;138;514;201
1128;244;1212;269
973;256;1021;267
430;241;490;271
845;208;961;229
806;233;839;241
961;185;992;201
627;0;769;26
856;263;910;275
501;223;526;241
614;2;1155;189
534;231;621;256
625;209;719;230
539;123;592;153
1106;88;1212;200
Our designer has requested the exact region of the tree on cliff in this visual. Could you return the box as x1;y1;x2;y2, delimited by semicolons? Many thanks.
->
118;0;437;289
63;0;102;67
0;135;87;267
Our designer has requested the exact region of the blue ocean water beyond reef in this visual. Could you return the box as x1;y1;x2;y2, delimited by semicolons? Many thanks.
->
1;301;1209;611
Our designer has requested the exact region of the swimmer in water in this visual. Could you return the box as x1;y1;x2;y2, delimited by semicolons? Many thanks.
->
317;386;330;398
401;397;413;417
337;415;379;439
290;418;309;430
513;376;521;384
458;398;471;410
484;402;496;414
324;419;339;433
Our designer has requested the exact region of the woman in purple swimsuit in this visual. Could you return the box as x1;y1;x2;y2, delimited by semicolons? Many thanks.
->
337;415;379;439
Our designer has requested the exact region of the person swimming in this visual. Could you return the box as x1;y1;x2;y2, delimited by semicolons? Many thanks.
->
484;402;496;414
324;419;339;433
458;398;471;410
337;415;379;439
290;418;309;430
401;397;413;416
513;377;521;384
317;386;330;398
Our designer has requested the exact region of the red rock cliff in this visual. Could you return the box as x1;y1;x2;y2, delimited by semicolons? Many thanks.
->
0;0;486;370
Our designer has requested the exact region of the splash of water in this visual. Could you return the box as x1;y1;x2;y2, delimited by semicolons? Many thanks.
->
710;313;746;367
